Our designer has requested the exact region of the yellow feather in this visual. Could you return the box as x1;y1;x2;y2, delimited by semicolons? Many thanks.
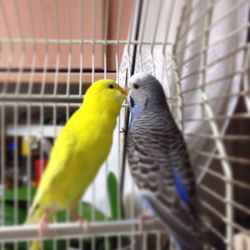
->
29;241;41;250
25;79;126;249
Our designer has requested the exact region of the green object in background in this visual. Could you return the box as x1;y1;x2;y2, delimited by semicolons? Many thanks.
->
0;202;27;225
0;179;130;250
107;172;120;220
0;187;37;225
0;186;108;250
106;172;131;250
55;202;106;223
1;186;106;224
3;187;36;201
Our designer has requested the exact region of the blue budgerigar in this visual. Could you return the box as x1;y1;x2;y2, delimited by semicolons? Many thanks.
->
127;73;210;250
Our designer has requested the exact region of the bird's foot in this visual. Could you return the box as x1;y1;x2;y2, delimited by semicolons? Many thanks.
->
139;212;154;233
77;217;89;232
38;213;49;238
70;209;89;232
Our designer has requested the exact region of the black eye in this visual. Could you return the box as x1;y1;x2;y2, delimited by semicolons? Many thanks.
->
134;84;139;89
108;84;114;89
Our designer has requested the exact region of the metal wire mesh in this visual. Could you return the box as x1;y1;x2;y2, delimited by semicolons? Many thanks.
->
0;0;249;250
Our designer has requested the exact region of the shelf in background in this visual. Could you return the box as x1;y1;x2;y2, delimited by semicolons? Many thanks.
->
7;125;63;138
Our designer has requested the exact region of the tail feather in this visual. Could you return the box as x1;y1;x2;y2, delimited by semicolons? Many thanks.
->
144;193;208;250
174;239;213;250
29;241;41;250
25;203;43;225
174;240;193;250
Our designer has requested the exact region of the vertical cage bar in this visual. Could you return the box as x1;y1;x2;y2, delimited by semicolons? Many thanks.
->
91;1;97;249
13;104;18;250
0;0;15;94
243;44;250;111
39;103;44;250
0;104;5;249
0;104;5;226
26;104;32;249
196;1;234;249
13;0;25;95
79;0;84;97
150;0;163;76
53;0;61;97
52;104;57;250
115;1;124;248
171;1;188;131
120;0;143;218
103;0;109;80
138;0;149;71
65;103;70;250
162;0;175;54
78;1;84;248
27;0;37;96
40;0;49;97
66;0;72;97
104;0;110;249
91;0;97;84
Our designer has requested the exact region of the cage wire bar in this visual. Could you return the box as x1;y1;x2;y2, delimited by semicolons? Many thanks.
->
175;1;249;250
172;0;249;249
189;1;233;249
0;0;249;250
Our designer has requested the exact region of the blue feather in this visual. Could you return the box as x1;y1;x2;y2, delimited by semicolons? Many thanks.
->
141;194;155;215
129;97;143;131
175;239;190;250
173;167;190;207
129;96;135;108
131;105;142;120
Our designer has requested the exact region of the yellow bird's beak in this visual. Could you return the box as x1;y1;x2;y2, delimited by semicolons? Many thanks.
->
117;85;128;96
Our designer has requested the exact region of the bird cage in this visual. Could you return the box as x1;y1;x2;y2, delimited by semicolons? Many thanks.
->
0;0;250;250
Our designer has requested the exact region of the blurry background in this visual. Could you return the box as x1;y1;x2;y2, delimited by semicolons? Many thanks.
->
0;0;250;249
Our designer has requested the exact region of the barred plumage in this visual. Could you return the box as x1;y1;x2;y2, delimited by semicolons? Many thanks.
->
127;73;210;250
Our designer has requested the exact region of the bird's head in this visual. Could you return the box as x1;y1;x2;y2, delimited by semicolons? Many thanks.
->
128;73;167;110
83;79;127;117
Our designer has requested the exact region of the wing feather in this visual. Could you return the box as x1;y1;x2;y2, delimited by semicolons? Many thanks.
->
29;126;75;214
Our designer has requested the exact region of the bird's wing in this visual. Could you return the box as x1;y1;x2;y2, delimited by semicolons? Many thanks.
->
142;192;202;250
127;132;204;249
128;127;200;212
29;126;76;216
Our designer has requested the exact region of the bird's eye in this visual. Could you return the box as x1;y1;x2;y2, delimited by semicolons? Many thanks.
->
134;84;139;89
108;84;114;89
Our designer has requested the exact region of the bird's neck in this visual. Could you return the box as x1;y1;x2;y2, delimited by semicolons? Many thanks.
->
81;95;120;120
81;106;117;131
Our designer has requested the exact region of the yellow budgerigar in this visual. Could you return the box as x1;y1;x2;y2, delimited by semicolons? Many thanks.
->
26;79;127;250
